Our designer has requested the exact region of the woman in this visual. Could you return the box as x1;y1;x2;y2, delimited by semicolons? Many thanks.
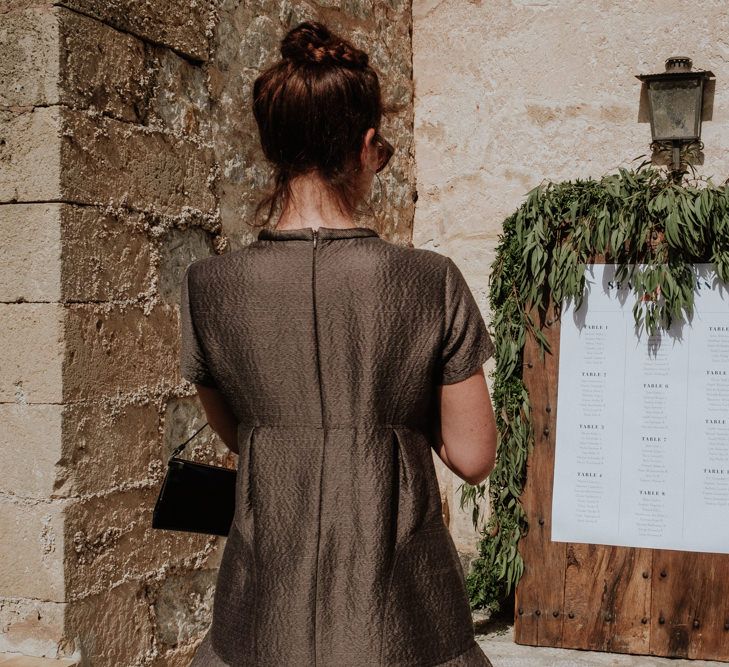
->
183;20;497;667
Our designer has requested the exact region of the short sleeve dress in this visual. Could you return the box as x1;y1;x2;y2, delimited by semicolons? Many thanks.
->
181;225;495;667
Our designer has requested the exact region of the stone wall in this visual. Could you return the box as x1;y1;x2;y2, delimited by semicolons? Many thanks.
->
0;1;413;664
412;0;729;554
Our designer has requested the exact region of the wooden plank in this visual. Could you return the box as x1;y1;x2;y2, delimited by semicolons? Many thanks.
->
651;550;729;661
562;543;652;653
514;297;566;646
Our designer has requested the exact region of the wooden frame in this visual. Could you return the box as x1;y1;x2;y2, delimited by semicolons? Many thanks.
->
514;285;729;662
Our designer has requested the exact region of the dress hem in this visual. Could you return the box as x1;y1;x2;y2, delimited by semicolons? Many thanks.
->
189;630;493;667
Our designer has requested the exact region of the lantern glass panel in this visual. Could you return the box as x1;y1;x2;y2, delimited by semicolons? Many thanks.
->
648;78;702;141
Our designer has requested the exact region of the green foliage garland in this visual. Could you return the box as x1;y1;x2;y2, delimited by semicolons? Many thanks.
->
462;164;729;613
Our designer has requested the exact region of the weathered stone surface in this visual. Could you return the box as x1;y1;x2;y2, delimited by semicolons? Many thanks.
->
64;488;216;597
0;303;63;404
60;400;159;497
371;15;412;107
202;533;226;572
150;46;212;142
0;498;66;600
0;203;61;303
146;644;199;667
157;226;216;306
64;580;153;666
0;597;68;657
152;568;217;648
0;6;59;107
57;7;212;139
0;403;63;498
0;96;211;229
0;653;79;665
0;107;61;203
60;205;153;303
62;302;179;401
56;0;215;62
59;107;217;216
205;61;266;246
57;6;148;123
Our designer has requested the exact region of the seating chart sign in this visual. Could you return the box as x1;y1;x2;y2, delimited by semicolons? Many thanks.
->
551;263;729;554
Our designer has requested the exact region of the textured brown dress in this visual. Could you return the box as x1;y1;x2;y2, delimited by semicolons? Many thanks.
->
180;225;495;667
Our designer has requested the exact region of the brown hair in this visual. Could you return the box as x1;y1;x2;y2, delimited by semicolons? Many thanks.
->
251;21;401;229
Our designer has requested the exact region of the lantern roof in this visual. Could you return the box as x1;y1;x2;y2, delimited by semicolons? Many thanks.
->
636;57;714;82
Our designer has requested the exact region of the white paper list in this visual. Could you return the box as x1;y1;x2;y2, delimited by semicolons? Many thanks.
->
551;263;729;554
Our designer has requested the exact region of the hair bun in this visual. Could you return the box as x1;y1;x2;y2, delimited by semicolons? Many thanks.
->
281;21;369;70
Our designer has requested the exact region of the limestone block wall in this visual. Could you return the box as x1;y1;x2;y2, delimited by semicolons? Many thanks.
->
0;1;412;664
413;0;729;555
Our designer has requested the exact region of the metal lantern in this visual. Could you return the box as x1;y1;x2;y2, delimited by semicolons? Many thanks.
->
635;56;714;174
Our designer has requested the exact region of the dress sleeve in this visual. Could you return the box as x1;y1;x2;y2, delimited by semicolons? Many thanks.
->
435;256;495;385
179;263;218;388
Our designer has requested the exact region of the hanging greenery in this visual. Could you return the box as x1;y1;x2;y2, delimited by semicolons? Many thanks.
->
462;163;729;613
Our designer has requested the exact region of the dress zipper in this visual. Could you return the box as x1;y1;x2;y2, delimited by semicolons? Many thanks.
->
311;227;323;423
310;224;325;666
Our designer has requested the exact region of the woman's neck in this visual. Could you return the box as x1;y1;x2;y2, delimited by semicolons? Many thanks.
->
275;172;357;230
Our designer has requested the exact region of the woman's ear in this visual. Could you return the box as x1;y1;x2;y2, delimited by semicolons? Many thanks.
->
360;127;378;172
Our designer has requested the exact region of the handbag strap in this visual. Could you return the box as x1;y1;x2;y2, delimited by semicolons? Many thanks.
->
169;422;209;460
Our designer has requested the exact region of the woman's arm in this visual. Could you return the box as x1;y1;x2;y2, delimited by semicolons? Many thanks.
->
194;384;240;455
432;367;497;486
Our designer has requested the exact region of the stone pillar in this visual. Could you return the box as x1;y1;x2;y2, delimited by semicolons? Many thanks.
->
0;3;223;663
0;2;413;664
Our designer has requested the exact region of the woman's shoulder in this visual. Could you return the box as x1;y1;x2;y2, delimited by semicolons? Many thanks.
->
374;240;453;277
183;247;250;281
184;240;453;289
362;236;445;262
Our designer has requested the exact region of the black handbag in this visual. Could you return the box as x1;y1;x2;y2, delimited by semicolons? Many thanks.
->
152;422;237;536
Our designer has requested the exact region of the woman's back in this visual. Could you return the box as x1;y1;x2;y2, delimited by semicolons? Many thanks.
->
183;225;491;426
183;224;495;665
